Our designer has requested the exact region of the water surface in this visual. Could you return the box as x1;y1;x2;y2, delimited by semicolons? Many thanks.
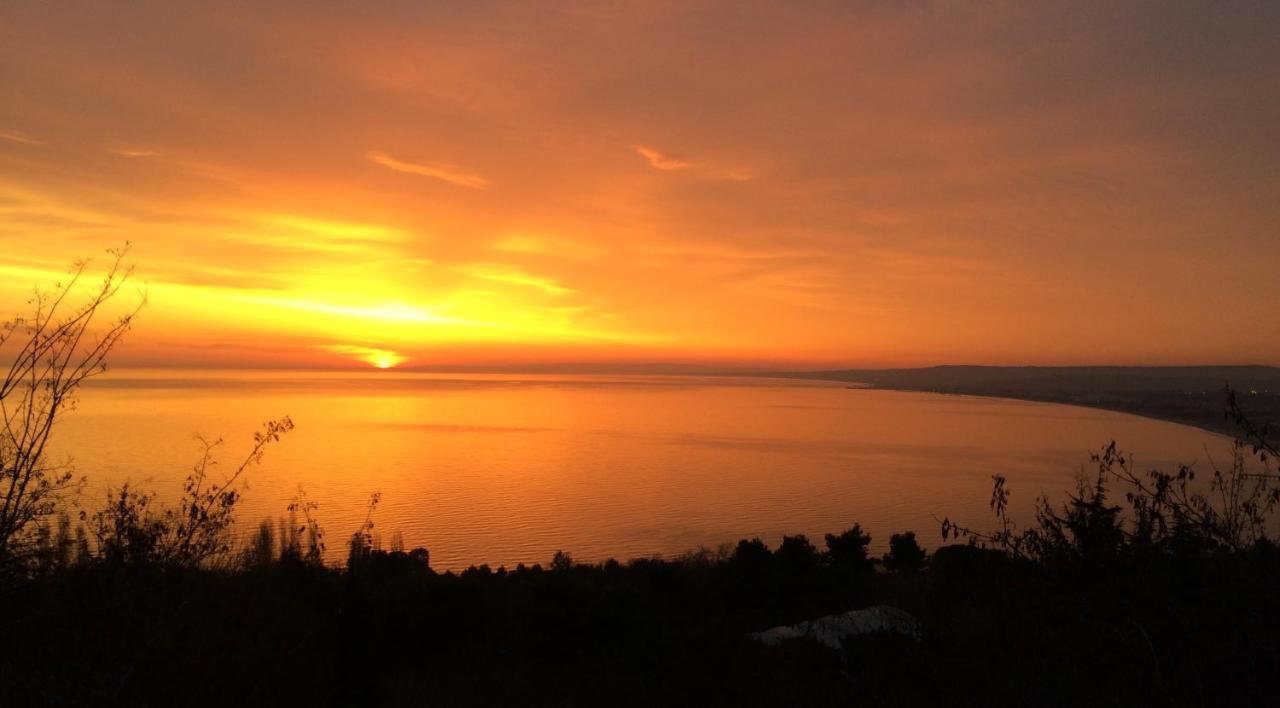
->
56;371;1232;569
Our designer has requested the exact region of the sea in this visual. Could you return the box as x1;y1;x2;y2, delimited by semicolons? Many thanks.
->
52;370;1233;569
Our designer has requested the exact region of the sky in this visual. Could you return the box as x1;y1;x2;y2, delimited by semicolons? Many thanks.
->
2;0;1278;370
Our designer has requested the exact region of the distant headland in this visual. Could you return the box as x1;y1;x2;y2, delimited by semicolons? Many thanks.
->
771;365;1280;437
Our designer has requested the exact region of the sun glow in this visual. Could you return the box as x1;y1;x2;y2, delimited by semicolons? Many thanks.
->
321;345;406;369
369;350;404;369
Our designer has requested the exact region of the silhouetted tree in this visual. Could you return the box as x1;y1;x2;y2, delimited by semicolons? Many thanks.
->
823;524;873;576
0;247;142;569
775;534;819;572
550;550;574;571
883;531;926;573
730;537;773;572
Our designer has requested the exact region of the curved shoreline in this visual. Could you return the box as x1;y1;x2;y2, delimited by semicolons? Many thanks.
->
848;385;1241;439
768;365;1280;441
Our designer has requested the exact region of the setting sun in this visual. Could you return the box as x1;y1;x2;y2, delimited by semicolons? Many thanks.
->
368;350;404;370
321;344;406;369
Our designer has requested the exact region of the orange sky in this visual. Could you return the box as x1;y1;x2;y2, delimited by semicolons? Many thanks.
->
2;1;1278;370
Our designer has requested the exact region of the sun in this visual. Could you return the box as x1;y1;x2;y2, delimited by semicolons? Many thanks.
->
367;350;406;369
321;344;406;369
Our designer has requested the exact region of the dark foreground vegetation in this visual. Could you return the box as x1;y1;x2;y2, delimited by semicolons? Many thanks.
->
2;252;1279;705
787;365;1280;436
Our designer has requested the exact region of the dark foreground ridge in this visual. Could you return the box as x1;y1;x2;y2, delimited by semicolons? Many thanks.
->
3;525;1278;706
778;365;1280;436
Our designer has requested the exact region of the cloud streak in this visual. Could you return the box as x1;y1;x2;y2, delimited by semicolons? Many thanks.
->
0;129;42;146
368;151;489;189
634;145;692;171
108;147;159;158
460;263;575;295
634;145;752;181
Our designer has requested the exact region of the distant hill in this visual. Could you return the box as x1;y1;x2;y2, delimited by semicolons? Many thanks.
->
775;366;1280;436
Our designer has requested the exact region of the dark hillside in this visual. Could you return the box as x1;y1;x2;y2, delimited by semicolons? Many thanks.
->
782;366;1280;435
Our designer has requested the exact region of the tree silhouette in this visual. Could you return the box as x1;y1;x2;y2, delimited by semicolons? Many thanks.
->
0;246;142;569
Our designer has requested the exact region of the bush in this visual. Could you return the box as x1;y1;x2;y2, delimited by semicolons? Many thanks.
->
83;418;293;568
550;550;574;571
942;429;1280;566
730;538;773;570
774;534;819;572
823;524;873;576
883;531;926;573
0;247;140;570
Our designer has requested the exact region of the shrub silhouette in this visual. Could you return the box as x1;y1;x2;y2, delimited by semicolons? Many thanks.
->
823;524;873;576
774;534;819;572
240;519;276;569
30;513;87;575
83;418;293;568
346;491;383;571
550;550;574;571
942;412;1279;566
0;246;141;570
281;487;326;564
730;537;772;567
883;531;926;573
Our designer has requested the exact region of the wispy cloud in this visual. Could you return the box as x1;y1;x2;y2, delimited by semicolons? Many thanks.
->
368;151;489;189
460;263;574;295
634;145;692;171
211;213;407;254
108;146;159;158
260;214;404;243
634;145;752;181
0;129;42;146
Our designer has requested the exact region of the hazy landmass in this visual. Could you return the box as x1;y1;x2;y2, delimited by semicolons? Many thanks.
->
773;366;1280;436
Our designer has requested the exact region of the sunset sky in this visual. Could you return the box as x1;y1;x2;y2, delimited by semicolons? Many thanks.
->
2;1;1278;370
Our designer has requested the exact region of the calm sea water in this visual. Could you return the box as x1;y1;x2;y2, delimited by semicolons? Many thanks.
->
54;370;1232;569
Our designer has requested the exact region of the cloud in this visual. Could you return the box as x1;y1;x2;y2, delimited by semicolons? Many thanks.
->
634;145;753;181
368;151;489;189
108;147;159;158
459;263;574;295
259;214;404;243
216;214;407;254
0;129;42;146
634;145;692;171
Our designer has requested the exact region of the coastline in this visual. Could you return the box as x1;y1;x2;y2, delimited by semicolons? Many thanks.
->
766;365;1280;441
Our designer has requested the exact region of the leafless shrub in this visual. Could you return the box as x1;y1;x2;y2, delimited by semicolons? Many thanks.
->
281;486;326;565
0;246;142;568
84;417;294;567
347;491;382;568
943;424;1278;561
